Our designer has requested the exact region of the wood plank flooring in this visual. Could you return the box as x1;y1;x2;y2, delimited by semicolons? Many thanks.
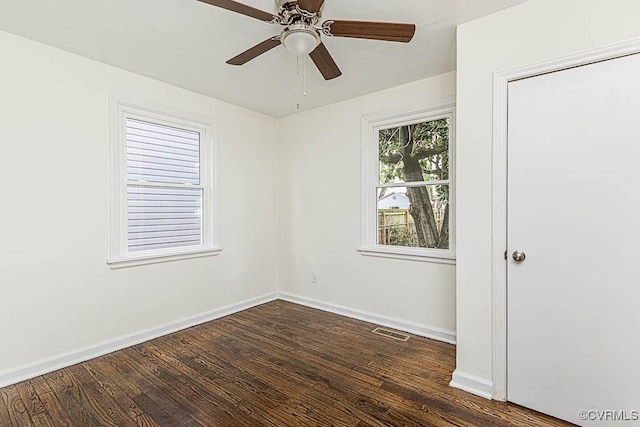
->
0;300;572;426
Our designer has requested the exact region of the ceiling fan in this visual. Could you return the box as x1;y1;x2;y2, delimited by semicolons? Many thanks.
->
197;0;416;80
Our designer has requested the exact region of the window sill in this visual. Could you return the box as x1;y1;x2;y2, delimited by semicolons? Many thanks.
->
107;247;222;269
358;246;456;264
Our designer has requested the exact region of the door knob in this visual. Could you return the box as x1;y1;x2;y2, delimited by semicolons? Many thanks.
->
512;251;526;262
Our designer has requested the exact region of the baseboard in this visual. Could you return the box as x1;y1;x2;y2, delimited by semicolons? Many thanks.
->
0;292;456;388
0;292;278;388
449;369;493;400
278;292;456;345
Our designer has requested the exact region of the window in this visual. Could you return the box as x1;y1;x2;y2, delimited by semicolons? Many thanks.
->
360;100;455;263
108;99;219;268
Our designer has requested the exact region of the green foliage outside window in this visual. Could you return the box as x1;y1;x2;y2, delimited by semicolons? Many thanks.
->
377;118;450;249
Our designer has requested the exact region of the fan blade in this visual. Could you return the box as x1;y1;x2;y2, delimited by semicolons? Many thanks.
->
297;0;325;14
309;42;342;80
227;38;281;65
197;0;277;22
325;20;415;42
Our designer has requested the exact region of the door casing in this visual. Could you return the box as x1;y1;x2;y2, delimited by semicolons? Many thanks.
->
490;36;640;401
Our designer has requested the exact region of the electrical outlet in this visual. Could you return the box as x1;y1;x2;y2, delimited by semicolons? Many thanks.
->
311;272;319;284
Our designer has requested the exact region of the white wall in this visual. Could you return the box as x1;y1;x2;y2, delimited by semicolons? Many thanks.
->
0;30;279;376
278;72;457;339
456;0;640;384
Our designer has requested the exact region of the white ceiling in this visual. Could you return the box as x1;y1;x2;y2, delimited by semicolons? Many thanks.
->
0;0;527;117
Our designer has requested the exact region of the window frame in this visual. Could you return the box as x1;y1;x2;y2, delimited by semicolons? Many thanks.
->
108;97;220;269
359;98;456;264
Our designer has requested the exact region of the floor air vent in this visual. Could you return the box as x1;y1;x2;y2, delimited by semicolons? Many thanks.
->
371;327;411;341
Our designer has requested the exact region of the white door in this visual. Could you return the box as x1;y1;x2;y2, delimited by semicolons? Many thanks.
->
507;53;640;426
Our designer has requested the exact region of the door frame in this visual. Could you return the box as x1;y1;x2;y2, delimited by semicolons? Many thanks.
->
491;37;640;401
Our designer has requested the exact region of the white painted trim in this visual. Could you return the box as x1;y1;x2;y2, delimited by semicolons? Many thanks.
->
279;292;457;344
107;247;222;269
361;97;457;127
0;293;278;388
491;36;640;402
360;98;457;263
450;370;493;400
358;247;456;264
491;67;509;402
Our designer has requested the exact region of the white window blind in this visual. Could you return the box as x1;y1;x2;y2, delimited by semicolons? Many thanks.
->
125;118;203;252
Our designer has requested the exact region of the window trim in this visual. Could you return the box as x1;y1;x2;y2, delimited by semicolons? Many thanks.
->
107;97;221;269
359;98;456;264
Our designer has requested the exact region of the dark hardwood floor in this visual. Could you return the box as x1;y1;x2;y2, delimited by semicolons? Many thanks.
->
0;300;572;426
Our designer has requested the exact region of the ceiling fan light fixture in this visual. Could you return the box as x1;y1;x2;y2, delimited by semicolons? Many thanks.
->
282;23;320;55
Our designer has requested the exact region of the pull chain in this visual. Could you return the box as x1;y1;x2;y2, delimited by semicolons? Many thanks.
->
296;55;301;110
296;55;308;110
302;54;308;97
